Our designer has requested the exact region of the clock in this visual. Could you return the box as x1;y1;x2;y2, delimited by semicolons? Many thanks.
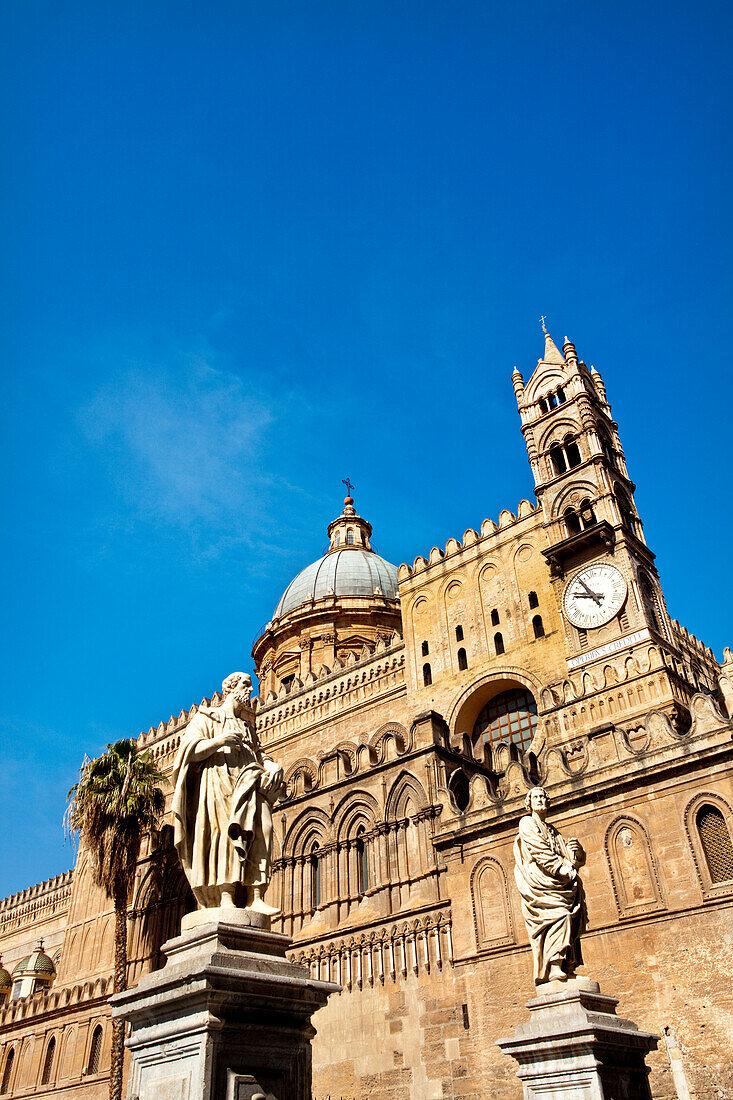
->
562;563;628;629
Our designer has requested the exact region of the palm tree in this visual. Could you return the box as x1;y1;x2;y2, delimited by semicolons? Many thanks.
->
66;739;166;1100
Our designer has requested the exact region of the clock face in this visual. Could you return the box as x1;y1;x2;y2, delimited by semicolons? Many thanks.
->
563;563;628;629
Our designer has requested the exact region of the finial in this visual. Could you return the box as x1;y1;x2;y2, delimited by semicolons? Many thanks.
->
540;315;548;335
342;477;355;503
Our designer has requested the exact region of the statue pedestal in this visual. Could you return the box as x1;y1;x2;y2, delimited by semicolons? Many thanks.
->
111;909;339;1100
496;977;658;1099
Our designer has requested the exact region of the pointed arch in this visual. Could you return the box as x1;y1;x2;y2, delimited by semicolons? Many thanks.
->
604;815;664;917
283;805;333;858
470;857;514;949
0;1047;15;1095
333;789;381;843
385;772;428;822
684;792;733;899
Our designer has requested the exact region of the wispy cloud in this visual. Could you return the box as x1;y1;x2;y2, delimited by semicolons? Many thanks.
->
80;352;276;528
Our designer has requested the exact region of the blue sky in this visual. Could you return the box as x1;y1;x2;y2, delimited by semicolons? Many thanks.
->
1;1;731;897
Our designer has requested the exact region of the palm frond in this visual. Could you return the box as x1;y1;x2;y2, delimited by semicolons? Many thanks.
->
65;739;167;902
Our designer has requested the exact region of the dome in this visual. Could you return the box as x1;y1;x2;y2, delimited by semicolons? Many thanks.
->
0;962;10;991
13;943;55;976
273;547;399;620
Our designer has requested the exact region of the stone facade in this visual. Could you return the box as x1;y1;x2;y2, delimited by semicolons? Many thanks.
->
1;329;732;1100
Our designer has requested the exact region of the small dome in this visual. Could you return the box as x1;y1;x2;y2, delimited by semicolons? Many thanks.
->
274;548;399;620
13;942;55;976
0;961;10;990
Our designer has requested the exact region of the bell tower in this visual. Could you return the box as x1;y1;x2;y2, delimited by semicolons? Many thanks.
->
512;323;713;726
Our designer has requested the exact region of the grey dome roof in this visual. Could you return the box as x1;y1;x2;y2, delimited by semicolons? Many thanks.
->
274;548;399;620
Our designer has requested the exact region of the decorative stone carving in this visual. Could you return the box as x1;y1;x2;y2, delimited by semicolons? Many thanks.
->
172;672;284;915
513;786;587;985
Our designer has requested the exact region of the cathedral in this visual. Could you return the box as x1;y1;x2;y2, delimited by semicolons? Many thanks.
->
1;328;732;1099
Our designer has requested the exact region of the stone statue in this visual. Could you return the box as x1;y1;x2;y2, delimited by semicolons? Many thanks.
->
513;786;587;984
172;671;284;914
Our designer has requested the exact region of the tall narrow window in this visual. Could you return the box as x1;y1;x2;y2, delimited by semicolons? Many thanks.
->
346;529;355;545
494;632;504;656
87;1026;103;1075
556;386;566;404
310;843;321;909
421;640;429;657
639;573;660;633
356;828;369;895
490;608;500;626
696;806;733;884
550;443;567;475
539;397;548;415
532;615;545;639
564;508;582;536
580;498;596;527
41;1037;55;1086
528;591;539;609
565;436;582;468
616;486;636;534
1;1049;14;1095
455;625;464;642
423;663;432;687
458;648;468;670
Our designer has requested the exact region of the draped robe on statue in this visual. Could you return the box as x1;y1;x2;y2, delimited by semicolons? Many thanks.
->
513;814;587;984
172;706;277;908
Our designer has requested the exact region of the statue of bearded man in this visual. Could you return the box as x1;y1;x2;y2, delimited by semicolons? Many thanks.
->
514;786;587;985
172;671;284;914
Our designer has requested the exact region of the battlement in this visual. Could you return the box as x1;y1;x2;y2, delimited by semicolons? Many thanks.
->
0;871;73;935
397;500;539;583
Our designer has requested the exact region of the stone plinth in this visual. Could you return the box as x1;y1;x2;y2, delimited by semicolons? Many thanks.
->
111;909;339;1100
496;977;658;1099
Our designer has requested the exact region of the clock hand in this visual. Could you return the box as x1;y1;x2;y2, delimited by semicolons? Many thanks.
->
576;593;602;600
577;578;602;605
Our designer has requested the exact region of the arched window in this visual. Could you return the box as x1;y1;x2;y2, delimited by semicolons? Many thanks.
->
639;572;660;633
580;498;596;527
333;532;340;546
565;435;582;468
564;507;582;536
448;769;470;813
598;428;616;467
346;529;355;545
473;688;538;753
356;828;369;895
532;615;545;639
421;640;429;657
528;591;539;609
493;632;504;656
616;486;636;534
457;648;468;670
0;1049;14;1095
423;663;432;687
87;1026;103;1076
41;1037;55;1086
490;608;500;626
455;625;464;642
696;806;733;884
556;386;566;404
539;397;548;415
549;443;566;475
309;843;321;910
